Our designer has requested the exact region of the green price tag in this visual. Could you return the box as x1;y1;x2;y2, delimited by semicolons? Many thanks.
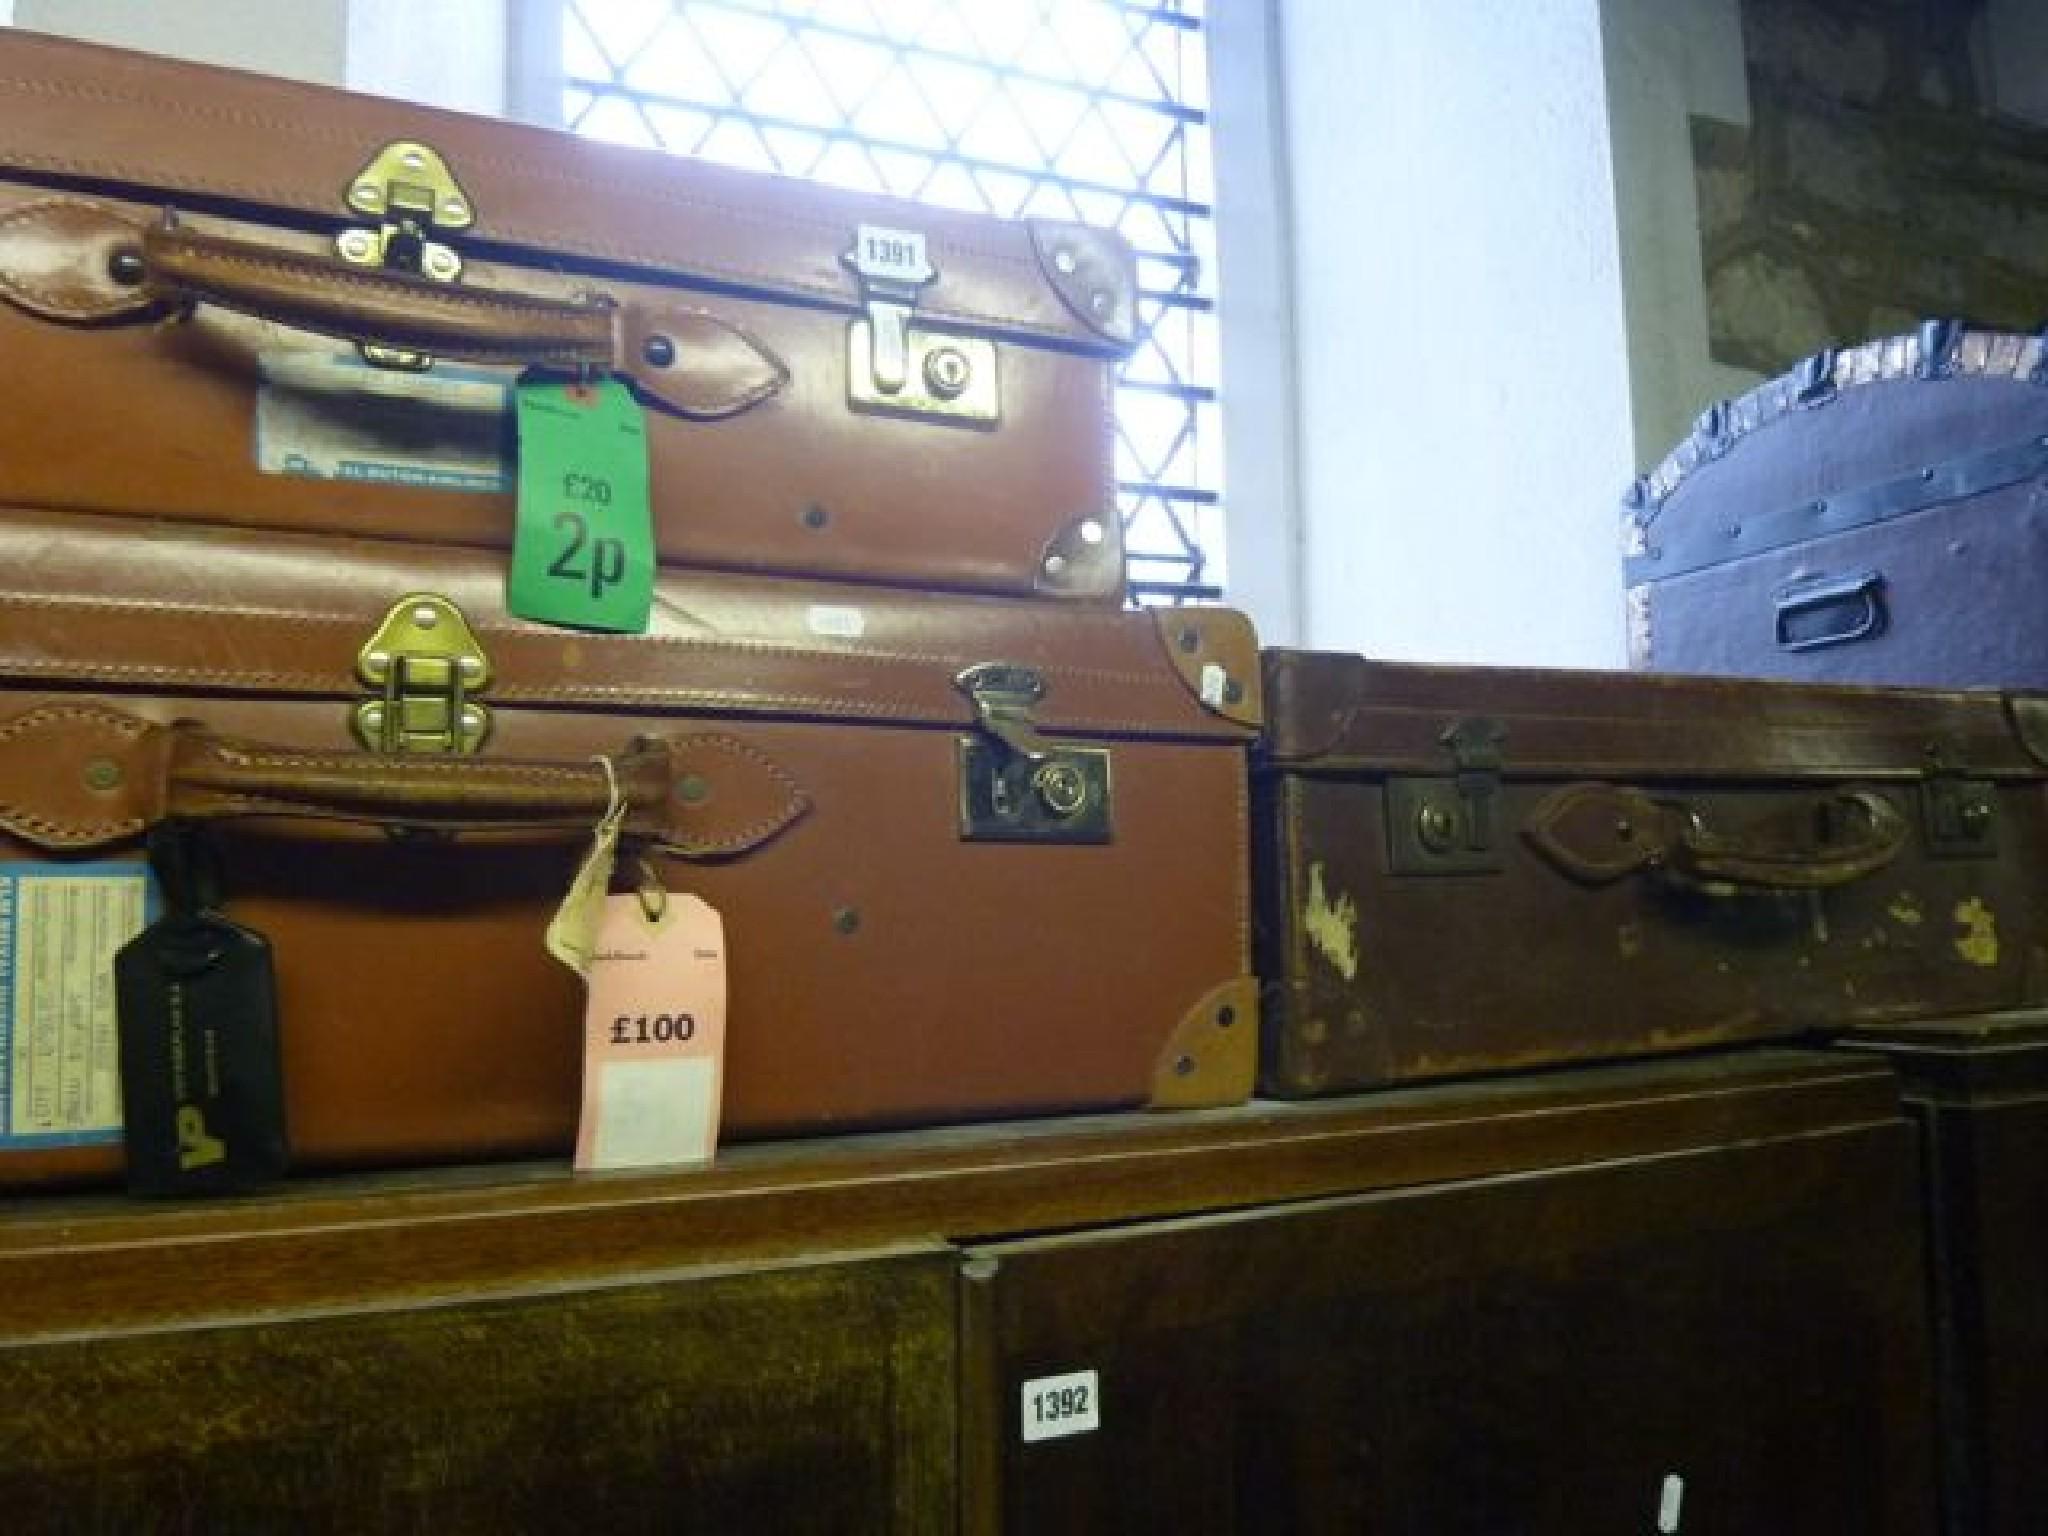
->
508;378;654;633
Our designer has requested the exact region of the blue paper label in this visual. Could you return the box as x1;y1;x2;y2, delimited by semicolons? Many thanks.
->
0;863;156;1148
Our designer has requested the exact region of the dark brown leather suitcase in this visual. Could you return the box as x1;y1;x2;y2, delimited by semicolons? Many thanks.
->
1624;323;2048;685
961;1050;1937;1534
0;505;1259;1185
1842;1010;2048;1536
1256;651;2048;1095
0;30;1135;602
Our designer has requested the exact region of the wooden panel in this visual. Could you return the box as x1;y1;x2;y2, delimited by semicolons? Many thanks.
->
1846;1013;2048;1536
0;1247;956;1535
963;1122;1935;1535
0;1051;1899;1338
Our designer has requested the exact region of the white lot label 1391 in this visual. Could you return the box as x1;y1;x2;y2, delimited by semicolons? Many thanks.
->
1020;1369;1100;1443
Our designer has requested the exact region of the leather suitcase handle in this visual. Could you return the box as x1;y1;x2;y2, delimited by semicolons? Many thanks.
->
1525;783;1908;890
0;704;809;857
0;198;788;420
141;218;618;367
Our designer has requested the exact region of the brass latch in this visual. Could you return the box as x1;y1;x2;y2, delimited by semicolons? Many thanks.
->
843;224;999;426
352;594;492;755
1922;742;1998;859
956;663;1110;844
1387;717;1507;875
337;140;475;368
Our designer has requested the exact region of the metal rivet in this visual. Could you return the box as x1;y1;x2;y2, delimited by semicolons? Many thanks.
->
82;758;122;792
365;649;392;674
424;247;459;280
1223;679;1245;705
442;198;467;219
1921;467;1936;481
1615;817;1634;840
1078;519;1105;546
1053;247;1079;275
677;774;712;806
832;906;861;935
643;334;677;369
458;656;485;680
1216;1004;1237;1028
1044;553;1069;577
1177;626;1201;653
401;149;426;169
353;181;384;205
106;247;145;285
459;707;484;730
411;604;440;629
337;229;376;260
1812;498;1829;514
1173;1053;1196;1077
801;504;830;531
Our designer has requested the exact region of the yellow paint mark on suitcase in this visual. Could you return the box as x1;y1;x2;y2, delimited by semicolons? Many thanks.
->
1302;863;1359;982
1954;898;2000;967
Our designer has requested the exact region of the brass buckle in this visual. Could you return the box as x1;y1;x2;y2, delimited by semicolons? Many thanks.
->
352;594;492;755
337;140;475;369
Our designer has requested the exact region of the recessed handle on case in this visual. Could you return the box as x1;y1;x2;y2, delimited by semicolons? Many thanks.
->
1773;570;1886;652
1524;783;1908;890
0;703;809;858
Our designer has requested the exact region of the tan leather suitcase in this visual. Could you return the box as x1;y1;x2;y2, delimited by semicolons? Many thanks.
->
0;506;1258;1185
0;31;1135;602
1256;652;2048;1095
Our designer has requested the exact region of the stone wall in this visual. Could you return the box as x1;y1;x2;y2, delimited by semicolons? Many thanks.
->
1695;0;2048;376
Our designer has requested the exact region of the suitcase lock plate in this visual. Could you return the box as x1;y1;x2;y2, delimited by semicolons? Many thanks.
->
1387;717;1507;875
1922;744;1999;860
843;225;999;426
338;140;476;370
955;663;1110;844
352;594;493;755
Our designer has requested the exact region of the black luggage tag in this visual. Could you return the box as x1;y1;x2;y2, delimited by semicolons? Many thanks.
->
114;823;287;1197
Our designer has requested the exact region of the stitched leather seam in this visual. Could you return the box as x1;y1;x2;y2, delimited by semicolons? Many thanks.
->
671;736;807;853
207;745;593;786
0;93;1094;345
0;703;150;742
169;239;609;332
0;593;1175;690
0;199;148;317
0;803;143;844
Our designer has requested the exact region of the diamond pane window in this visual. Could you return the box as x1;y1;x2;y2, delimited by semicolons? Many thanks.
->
563;0;1222;601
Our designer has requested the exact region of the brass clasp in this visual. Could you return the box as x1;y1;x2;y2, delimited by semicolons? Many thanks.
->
955;663;1110;844
352;594;492;755
337;140;475;368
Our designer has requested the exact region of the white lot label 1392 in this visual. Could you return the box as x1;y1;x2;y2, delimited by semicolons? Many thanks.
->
1020;1369;1100;1443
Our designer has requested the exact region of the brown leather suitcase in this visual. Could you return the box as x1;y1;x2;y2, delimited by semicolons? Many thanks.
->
1256;652;2048;1095
1841;1010;2048;1536
0;31;1135;602
0;506;1259;1185
962;1050;1937;1534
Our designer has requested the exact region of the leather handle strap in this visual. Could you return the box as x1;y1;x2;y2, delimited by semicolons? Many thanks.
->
0;198;789;420
1524;782;1908;890
142;218;617;368
0;704;809;857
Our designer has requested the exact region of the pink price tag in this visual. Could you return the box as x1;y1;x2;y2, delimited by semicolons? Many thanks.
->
573;891;726;1172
